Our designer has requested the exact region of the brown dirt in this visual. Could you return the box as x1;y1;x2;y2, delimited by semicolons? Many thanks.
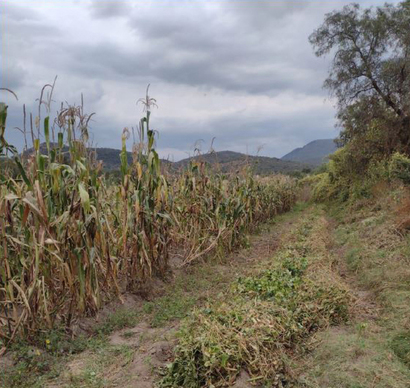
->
42;211;303;388
47;322;178;388
232;371;253;387
72;293;144;336
293;209;407;388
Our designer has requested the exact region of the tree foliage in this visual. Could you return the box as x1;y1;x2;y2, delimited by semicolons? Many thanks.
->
310;1;410;151
310;1;410;201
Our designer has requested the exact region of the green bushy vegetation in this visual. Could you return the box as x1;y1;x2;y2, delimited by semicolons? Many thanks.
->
388;152;410;185
159;214;350;388
308;0;410;202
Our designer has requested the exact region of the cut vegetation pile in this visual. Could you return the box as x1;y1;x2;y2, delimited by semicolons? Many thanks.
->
160;212;351;387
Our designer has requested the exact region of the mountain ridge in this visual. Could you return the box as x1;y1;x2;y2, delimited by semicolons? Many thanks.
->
20;144;310;175
21;139;338;174
173;150;310;175
281;139;337;166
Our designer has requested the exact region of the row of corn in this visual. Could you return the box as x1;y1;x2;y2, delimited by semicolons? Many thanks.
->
0;93;297;344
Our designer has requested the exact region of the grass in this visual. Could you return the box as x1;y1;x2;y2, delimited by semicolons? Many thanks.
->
299;325;410;388
159;210;350;387
142;250;245;328
345;248;362;272
143;292;197;328
0;308;140;388
391;331;410;367
93;309;140;336
296;190;410;387
66;344;135;388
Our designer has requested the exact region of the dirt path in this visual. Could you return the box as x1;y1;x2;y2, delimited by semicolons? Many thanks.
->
294;209;410;388
40;205;307;388
6;203;409;388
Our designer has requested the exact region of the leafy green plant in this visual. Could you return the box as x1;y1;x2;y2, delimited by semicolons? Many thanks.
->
160;218;350;388
389;152;410;185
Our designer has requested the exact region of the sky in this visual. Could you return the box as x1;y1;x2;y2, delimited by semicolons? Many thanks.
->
0;0;395;161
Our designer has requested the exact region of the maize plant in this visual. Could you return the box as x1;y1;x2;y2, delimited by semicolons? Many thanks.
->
1;100;116;343
118;86;172;288
171;162;297;265
0;85;297;346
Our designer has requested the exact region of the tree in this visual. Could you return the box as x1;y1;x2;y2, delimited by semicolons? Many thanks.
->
309;1;410;150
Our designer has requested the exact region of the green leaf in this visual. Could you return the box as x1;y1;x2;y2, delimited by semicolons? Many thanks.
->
14;157;32;188
44;116;50;153
78;183;90;213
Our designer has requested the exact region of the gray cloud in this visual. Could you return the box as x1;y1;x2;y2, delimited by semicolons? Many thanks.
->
0;0;391;159
154;103;337;158
88;0;132;19
1;64;27;90
123;2;321;95
224;0;310;28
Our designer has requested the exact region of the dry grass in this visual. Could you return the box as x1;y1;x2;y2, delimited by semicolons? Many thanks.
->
296;190;410;388
159;209;351;388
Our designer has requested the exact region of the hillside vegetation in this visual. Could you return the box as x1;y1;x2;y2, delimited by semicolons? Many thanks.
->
174;151;311;175
25;146;311;175
19;144;312;178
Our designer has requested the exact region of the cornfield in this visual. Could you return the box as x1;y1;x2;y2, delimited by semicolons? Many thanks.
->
0;86;297;346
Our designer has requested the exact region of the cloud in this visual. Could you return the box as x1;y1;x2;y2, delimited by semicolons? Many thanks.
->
88;0;132;19
224;0;310;27
1;64;27;90
0;0;390;160
122;1;321;95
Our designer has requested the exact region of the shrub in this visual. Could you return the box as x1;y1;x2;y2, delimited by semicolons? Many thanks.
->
388;152;410;184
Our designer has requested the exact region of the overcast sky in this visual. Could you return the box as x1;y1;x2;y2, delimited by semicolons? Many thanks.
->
1;0;394;160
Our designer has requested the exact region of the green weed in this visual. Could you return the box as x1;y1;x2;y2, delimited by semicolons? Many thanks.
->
143;292;197;328
391;331;410;367
93;309;139;336
159;217;350;387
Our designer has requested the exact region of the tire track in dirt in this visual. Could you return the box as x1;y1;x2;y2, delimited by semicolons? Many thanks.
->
45;207;309;388
294;208;410;388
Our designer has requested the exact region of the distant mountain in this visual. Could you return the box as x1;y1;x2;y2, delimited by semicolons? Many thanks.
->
94;148;133;170
21;144;310;175
22;144;134;169
281;139;337;166
173;150;310;175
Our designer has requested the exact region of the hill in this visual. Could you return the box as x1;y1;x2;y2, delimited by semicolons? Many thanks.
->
22;145;309;175
174;150;310;175
94;147;133;169
281;139;337;166
22;144;134;169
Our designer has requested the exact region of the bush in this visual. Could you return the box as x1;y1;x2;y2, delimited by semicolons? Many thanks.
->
312;173;332;202
388;152;410;184
310;147;390;203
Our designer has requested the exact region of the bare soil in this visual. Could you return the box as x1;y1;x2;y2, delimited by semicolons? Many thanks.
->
41;211;301;388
